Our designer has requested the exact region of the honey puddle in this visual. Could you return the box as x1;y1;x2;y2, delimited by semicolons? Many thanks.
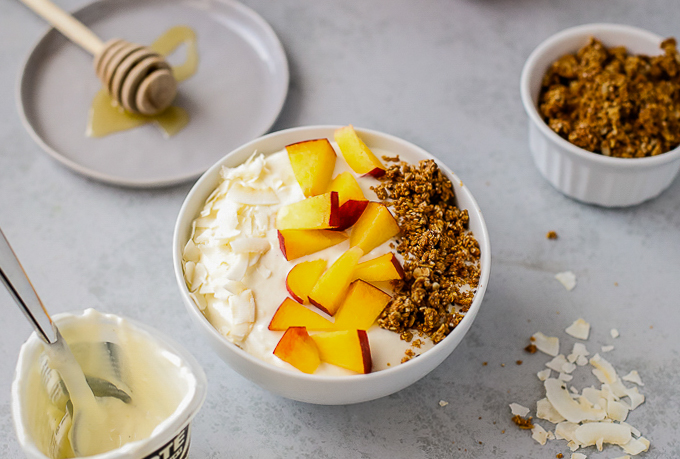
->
87;26;198;138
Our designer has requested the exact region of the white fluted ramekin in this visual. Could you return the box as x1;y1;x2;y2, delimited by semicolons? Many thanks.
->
520;23;680;207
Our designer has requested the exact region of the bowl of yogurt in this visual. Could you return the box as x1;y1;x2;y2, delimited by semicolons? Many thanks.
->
12;309;207;459
173;125;491;404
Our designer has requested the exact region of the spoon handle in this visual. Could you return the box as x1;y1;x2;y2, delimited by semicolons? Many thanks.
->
0;229;56;344
20;0;104;55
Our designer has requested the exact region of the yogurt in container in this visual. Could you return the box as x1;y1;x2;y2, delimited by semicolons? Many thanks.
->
12;309;207;459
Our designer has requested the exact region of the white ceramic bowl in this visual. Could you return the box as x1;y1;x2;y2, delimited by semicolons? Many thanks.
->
172;125;491;405
520;23;680;207
12;309;207;459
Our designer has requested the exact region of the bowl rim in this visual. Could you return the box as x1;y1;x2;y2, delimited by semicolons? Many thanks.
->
520;22;680;168
172;124;492;384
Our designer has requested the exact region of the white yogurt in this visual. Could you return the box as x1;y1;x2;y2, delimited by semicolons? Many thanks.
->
182;147;434;375
12;309;206;459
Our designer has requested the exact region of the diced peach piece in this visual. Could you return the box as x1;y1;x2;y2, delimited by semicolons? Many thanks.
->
333;280;391;330
268;298;334;331
333;200;369;231
286;259;327;304
273;327;321;374
334;125;385;177
286;139;337;197
311;329;372;374
353;253;405;282
308;246;363;316
278;229;347;261
327;171;366;205
349;202;400;253
276;192;340;230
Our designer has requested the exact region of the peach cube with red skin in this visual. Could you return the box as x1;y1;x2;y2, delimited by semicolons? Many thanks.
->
349;202;400;253
268;298;334;331
277;229;346;261
286;139;337;197
333;280;391;331
276;191;340;230
334;125;386;177
308;246;364;316
353;253;405;282
273;327;321;374
312;329;372;374
286;259;327;304
327;171;367;205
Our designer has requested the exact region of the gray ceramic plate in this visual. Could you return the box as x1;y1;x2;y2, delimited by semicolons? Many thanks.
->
18;0;289;187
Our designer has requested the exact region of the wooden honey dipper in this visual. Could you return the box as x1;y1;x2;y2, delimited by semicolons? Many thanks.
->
21;0;177;116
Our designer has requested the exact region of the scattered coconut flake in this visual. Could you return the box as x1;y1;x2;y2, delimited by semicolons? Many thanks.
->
531;424;555;445
601;345;615;353
571;454;587;459
566;318;590;340
537;398;566;423
562;362;577;374
611;328;620;339
581;387;601;406
439;400;449;407
509;403;530;417
606;399;629;422
229;237;271;254
555;421;580;443
537;369;552;381
611;456;631;459
559;372;573;382
576;355;589;366
555;271;577;291
574;422;631;450
621;437;650;455
622;371;644;386
546;354;569;372
227;183;279;205
570;386;579;394
625;387;645;410
545;379;606;423
590;354;622;389
532;332;560;356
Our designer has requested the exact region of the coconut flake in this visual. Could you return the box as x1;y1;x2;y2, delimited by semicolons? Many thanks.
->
531;424;554;445
439;400;449;407
230;237;271;254
611;328;620;338
622;371;644;386
227;183;280;205
555;421;580;443
621;436;650;455
565;318;590;340
555;271;577;291
576;355;589;366
546;354;569;372
570;454;587;459
532;332;560;356
625;387;645;410
562;362;577;374
601;345;614;353
537;369;552;381
574;422;631;450
559;372;573;382
606;399;629;422
536;398;566;423
545;379;606;423
509;403;530;417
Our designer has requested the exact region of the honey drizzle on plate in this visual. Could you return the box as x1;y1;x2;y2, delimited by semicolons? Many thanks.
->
87;25;198;138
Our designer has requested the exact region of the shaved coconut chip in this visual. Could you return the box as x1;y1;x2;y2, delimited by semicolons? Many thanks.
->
620;422;641;437
574;422;631;450
570;454;587;459
537;369;552;381
545;379;606;423
576;355;589;366
622;371;644;386
439;400;449;407
224;255;249;281
183;239;201;263
257;265;272;279
566;318;590;340
230;237;271;254
625;387;645;410
531;424;554;445
559;372;573;382
509;403;530;417
555;271;576;291
570;386;579;394
555;421;580;443
581;387;602;406
546;354;569;372
590;354;620;386
621;436;650;455
611;456;631;459
532;332;560;356
189;292;207;311
610;328;620;338
562;362;577;374
227;183;279;205
606;399;629;422
601;345;614;353
537;398;566;423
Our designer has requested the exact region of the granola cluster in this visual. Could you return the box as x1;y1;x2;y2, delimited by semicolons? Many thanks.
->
539;37;680;158
373;158;481;345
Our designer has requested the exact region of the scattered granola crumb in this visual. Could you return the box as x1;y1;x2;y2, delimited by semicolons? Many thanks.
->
512;415;534;430
556;454;564;458
501;430;505;434
501;363;506;367
374;158;481;344
525;344;538;354
483;361;488;366
547;231;558;239
412;339;423;349
401;348;416;364
516;360;523;365
439;400;449;407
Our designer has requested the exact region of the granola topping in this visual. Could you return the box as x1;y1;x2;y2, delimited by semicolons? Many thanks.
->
373;158;481;344
539;37;680;158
